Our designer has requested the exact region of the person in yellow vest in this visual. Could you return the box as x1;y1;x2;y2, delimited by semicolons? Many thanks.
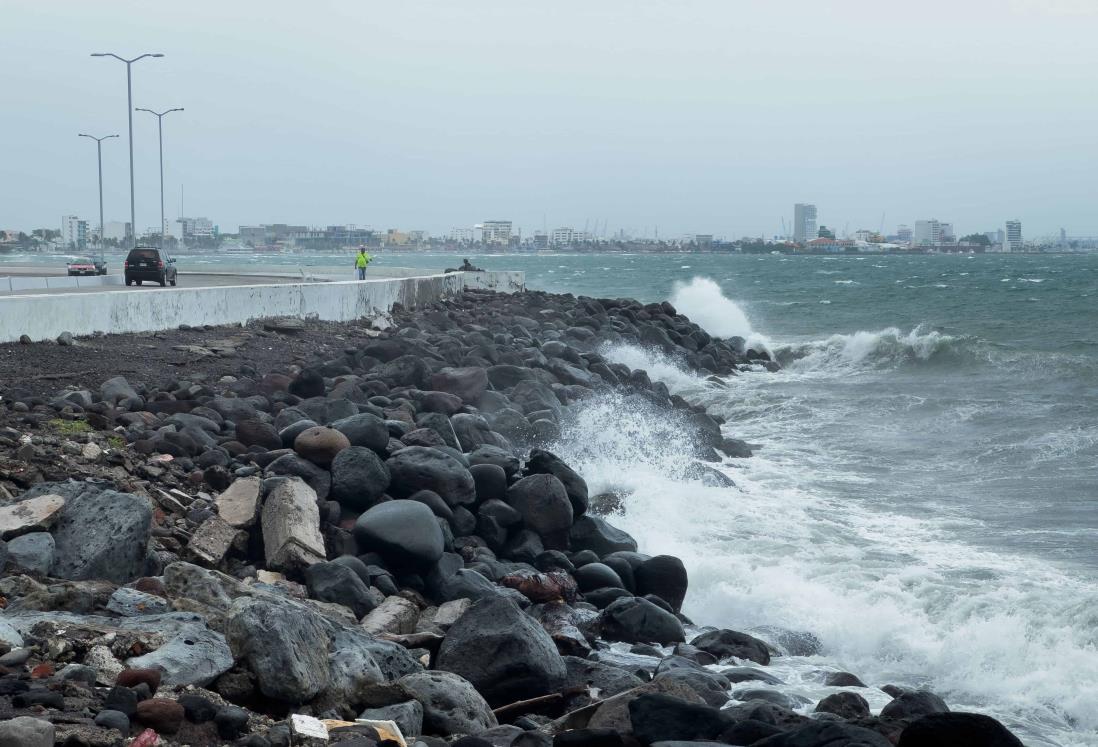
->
354;246;373;280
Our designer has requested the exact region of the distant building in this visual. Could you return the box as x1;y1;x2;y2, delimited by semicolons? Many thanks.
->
913;219;943;246
793;203;817;243
550;227;582;246
984;229;1004;246
481;221;512;245
1006;220;1023;251
896;224;913;242
102;221;131;242
694;234;714;247
60;215;88;251
240;223;308;247
177;216;215;239
448;228;474;243
533;231;549;248
938;222;955;242
407;230;429;244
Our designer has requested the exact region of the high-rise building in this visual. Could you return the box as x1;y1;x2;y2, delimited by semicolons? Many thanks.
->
448;228;474;243
793;203;817;243
60;215;88;251
913;219;943;246
102;221;132;242
938;222;955;242
896;224;913;242
480;221;512;245
177;217;215;238
1006;220;1023;251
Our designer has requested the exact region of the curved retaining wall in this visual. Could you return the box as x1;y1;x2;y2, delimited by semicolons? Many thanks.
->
0;271;523;343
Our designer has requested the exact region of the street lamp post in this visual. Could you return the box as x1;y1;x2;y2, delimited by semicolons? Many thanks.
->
90;52;164;250
77;133;119;261
135;107;183;249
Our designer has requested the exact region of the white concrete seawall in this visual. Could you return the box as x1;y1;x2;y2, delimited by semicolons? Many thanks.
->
0;270;524;343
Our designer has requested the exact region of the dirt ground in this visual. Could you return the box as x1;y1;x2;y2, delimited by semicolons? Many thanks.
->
0;318;382;401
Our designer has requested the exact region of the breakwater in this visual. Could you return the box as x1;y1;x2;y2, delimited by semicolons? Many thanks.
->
0;286;1026;746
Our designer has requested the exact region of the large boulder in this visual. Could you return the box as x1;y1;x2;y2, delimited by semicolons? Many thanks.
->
386;447;477;507
294;425;351;467
505;474;573;544
305;561;377;618
751;722;892;747
600;596;685;645
881;690;950;720
628;693;730;744
430;367;489;404
525;449;589;516
897;713;1024;747
570;515;638;556
354;500;445;570
690;629;771;665
815;691;870;720
330;413;391;454
235;419;282;450
125;620;233;688
330;446;391;511
634;555;688;612
21;482;152;583
399;670;497;735
225;598;331;704
436;596;567;707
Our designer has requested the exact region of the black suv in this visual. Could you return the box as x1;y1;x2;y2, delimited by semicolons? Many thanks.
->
124;247;177;287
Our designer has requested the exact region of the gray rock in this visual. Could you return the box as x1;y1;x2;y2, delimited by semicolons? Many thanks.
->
562;655;645;697
359;700;424;739
654;668;732;708
429;367;489;404
94;709;131;734
226;598;331;703
126;622;233;687
107;587;172;617
436;595;566;707
5;532;54;574
505;474;573;542
525;449;589;516
399;670;497;735
690;629;771;666
361;595;420;636
386;446;477;507
0;493;66;540
599;596;685;645
305;561;377;619
0;716;55;746
354;500;445;570
331;446;391;511
331;413;391;453
880;690;950;720
100;376;140;406
319;629;386;712
570;515;638;556
28;482;152;583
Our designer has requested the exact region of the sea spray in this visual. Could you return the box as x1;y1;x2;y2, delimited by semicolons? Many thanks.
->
669;277;771;351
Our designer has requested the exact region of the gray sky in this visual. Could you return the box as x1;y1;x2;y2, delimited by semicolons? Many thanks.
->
1;0;1096;239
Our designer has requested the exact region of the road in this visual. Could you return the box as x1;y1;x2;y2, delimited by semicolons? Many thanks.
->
0;265;326;296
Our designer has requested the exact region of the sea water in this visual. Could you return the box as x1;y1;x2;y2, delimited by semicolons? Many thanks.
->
7;250;1097;744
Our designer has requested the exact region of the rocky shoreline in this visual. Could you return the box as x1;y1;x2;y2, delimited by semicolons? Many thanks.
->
0;288;1024;746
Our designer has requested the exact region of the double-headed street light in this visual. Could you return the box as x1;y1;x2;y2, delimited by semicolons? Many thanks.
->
135;107;183;249
77;133;119;260
90;52;164;250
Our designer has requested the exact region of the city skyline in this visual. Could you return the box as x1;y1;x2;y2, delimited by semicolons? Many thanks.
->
2;2;1097;238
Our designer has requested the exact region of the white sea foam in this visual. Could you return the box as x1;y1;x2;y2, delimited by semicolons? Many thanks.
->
776;326;961;371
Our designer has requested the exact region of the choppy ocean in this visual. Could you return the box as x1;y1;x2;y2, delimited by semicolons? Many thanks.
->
7;250;1098;744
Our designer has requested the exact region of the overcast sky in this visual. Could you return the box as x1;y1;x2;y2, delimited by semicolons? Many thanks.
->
1;0;1095;239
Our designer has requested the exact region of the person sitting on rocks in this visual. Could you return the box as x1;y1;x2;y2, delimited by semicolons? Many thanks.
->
447;258;484;273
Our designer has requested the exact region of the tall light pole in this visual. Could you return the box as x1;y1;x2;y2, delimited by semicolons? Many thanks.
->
135;107;183;249
77;133;119;261
90;52;164;250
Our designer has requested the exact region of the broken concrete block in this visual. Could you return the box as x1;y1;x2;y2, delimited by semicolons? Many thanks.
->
262;478;325;571
216;476;261;528
0;494;65;540
187;516;241;566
